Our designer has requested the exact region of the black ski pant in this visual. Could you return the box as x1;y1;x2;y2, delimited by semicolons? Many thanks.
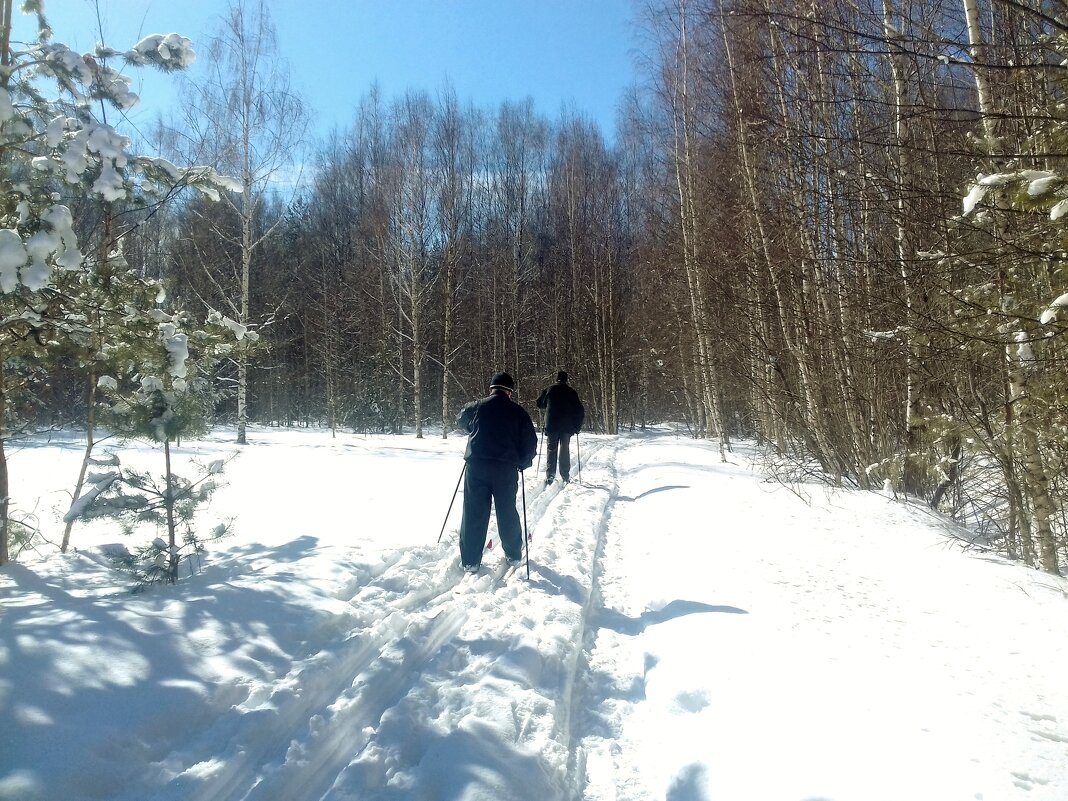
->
545;432;572;482
459;457;523;566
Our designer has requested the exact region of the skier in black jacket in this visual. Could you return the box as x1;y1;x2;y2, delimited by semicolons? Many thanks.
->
536;371;585;486
456;371;537;572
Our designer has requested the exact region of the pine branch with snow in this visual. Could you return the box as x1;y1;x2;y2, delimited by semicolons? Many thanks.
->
94;306;245;444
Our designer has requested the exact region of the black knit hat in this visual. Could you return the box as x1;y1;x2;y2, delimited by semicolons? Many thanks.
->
557;370;568;383
489;372;515;391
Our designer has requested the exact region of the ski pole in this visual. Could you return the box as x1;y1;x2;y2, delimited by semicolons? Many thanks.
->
521;470;530;579
535;414;544;474
436;463;466;543
575;433;581;484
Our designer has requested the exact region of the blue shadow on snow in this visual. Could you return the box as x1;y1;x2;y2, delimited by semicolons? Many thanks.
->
595;598;747;636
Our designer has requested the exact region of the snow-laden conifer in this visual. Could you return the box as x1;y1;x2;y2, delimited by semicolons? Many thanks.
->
0;1;237;565
77;304;241;585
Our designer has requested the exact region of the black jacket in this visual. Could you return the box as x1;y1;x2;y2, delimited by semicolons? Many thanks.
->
536;381;585;435
458;389;538;469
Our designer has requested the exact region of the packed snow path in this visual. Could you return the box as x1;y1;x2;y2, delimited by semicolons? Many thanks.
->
3;429;1068;801
139;435;622;801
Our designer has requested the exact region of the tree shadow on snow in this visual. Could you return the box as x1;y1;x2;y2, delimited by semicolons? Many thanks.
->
0;534;335;799
664;763;836;801
667;763;711;801
616;484;690;502
568;482;692;502
595;599;747;636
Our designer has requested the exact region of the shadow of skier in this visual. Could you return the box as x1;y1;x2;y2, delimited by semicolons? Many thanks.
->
594;599;748;636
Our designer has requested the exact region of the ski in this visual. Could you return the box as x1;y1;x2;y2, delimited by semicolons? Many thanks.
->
452;559;525;590
503;562;527;583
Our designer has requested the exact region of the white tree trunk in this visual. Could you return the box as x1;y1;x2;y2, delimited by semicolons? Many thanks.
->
671;0;726;456
963;0;997;146
1007;346;1060;574
881;0;924;494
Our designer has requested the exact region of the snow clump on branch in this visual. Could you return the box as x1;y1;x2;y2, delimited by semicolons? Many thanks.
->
35;43;94;91
0;88;13;122
221;317;247;340
63;472;120;523
962;184;987;216
0;230;26;293
160;323;190;378
23;206;81;289
1015;331;1037;369
962;170;1068;221
125;34;196;70
0;206;81;293
1039;292;1068;325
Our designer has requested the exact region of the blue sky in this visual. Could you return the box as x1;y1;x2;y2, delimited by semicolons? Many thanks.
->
22;0;640;142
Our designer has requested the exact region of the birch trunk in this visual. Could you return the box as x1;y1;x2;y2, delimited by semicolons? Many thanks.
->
236;158;252;445
881;0;924;495
62;371;99;551
963;0;997;147
190;2;306;444
764;10;850;483
1007;337;1060;574
441;259;455;436
671;0;725;455
412;251;424;439
720;0;828;470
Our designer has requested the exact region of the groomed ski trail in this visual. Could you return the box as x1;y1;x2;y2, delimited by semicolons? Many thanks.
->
138;435;622;801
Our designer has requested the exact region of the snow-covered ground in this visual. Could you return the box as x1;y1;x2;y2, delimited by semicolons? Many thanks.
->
2;426;1068;801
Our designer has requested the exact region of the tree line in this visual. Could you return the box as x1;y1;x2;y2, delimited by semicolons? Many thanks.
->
6;0;1068;575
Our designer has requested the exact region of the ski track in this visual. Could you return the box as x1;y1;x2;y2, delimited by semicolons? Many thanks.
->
141;437;621;801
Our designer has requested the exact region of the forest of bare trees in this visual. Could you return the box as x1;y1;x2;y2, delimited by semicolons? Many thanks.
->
19;0;1068;574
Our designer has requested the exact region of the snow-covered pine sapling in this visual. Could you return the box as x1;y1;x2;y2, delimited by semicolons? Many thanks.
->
86;310;241;583
59;249;159;552
67;451;233;590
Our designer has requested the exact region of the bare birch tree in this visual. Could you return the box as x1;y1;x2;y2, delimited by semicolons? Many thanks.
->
174;0;306;444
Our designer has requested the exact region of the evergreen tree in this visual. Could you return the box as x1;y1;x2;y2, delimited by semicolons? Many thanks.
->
76;306;241;584
0;2;233;564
